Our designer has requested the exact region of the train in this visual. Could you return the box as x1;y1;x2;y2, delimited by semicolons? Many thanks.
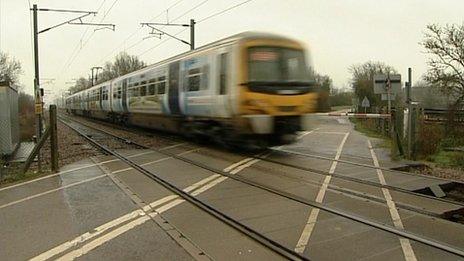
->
64;32;319;148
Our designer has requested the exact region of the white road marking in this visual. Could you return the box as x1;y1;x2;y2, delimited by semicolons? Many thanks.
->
0;174;107;210
313;131;350;135
51;173;230;260
0;150;155;192
159;142;187;151
31;209;148;261
56;214;152;261
230;158;262;175
367;140;417;261
295;132;350;253
0;149;199;210
223;158;254;172
297;128;319;140
111;148;199;174
31;171;223;260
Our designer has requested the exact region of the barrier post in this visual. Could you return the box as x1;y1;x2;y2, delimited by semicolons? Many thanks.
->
50;105;59;172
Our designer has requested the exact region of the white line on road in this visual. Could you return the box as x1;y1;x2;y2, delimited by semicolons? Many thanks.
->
297;128;319;140
294;132;350;254
112;148;199;174
0;150;156;192
158;142;187;151
313;131;350;135
223;158;255;172
0;174;107;210
55;151;267;259
0;149;200;210
31;170;223;260
367;140;417;261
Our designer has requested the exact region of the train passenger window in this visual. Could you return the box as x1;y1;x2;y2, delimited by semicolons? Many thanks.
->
158;83;165;94
219;53;228;95
148;84;156;95
157;76;166;94
140;86;147;96
187;68;201;92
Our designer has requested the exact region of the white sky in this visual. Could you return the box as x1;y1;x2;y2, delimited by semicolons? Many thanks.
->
0;0;463;102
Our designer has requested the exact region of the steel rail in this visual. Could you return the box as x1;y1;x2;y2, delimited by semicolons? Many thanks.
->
64;114;464;208
253;154;464;208
59;117;309;261
272;147;464;185
61;116;464;258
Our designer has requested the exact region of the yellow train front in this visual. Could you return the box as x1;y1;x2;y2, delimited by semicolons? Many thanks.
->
64;32;318;148
229;33;318;147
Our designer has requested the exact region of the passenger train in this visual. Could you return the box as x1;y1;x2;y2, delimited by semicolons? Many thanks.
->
65;32;319;148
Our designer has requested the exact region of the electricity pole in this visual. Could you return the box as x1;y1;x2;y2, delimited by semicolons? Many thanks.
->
31;4;115;171
91;66;102;86
141;19;195;50
32;4;42;171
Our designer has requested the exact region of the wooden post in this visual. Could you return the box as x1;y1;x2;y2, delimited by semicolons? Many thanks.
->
22;127;50;174
50;105;59;172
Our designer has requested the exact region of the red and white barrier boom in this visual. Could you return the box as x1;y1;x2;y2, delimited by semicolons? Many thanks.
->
314;112;391;118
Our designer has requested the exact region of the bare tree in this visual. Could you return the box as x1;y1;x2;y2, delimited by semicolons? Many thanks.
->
0;51;22;86
349;61;397;109
97;52;146;83
422;23;464;108
69;77;91;94
314;73;332;112
69;52;146;93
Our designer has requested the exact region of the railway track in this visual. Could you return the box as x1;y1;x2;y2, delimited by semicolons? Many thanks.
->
59;115;464;259
61;114;464;221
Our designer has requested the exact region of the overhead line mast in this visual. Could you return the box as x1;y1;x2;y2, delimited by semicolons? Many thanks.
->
31;4;115;172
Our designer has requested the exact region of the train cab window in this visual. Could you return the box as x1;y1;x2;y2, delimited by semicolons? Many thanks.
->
219;53;228;95
187;68;201;92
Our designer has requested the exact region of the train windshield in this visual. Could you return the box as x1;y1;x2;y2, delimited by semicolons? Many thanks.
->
248;47;310;83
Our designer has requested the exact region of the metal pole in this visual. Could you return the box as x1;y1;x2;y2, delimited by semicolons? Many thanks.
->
50;105;59;172
190;19;195;50
407;68;412;158
33;4;42;172
91;68;94;86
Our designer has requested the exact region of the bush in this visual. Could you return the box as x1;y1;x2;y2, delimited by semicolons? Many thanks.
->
417;124;443;158
18;92;35;141
329;91;353;107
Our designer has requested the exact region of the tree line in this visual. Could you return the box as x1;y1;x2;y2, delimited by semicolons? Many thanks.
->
68;52;146;94
1;23;463;110
348;23;464;111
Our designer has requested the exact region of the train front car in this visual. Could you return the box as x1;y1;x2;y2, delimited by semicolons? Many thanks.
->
235;34;317;147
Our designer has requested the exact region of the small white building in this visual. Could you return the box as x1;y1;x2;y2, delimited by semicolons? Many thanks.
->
0;84;19;156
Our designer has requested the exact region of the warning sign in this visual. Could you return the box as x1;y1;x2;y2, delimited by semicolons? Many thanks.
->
35;103;43;114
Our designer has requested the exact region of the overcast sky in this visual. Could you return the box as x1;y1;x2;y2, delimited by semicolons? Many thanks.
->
1;0;463;101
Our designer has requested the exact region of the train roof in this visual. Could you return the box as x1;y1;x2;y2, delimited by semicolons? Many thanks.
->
66;31;302;99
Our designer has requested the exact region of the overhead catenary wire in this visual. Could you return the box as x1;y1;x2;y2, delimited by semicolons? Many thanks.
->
137;0;254;57
62;0;119;73
131;0;210;56
96;0;186;64
60;0;107;74
197;0;253;23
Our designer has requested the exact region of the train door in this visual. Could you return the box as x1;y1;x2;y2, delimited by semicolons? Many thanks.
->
168;61;181;115
99;86;103;110
122;79;128;113
218;52;230;117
